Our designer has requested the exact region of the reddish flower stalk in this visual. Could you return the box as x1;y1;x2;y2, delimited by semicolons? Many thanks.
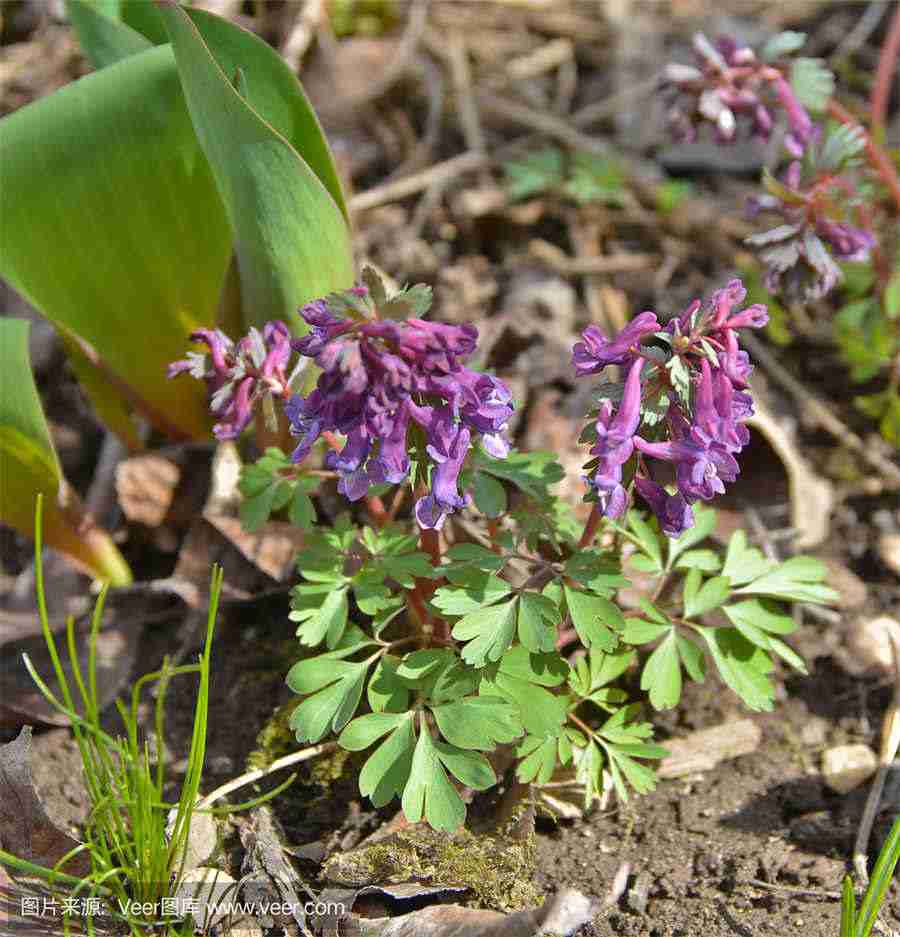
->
871;3;900;132
827;100;900;214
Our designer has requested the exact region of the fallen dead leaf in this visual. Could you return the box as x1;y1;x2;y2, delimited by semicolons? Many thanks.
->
746;389;834;551
658;719;762;779
350;888;595;936
0;727;89;877
115;452;182;527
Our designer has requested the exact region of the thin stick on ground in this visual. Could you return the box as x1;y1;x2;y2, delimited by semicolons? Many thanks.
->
741;331;900;488
197;742;337;810
853;626;900;882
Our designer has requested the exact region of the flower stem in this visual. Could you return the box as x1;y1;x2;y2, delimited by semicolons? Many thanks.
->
367;494;388;529
578;503;603;549
871;2;900;133
827;99;900;214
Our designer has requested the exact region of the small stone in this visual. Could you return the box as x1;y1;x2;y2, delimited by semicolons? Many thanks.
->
822;560;868;609
847;616;900;674
879;533;900;577
822;744;878;794
626;872;652;915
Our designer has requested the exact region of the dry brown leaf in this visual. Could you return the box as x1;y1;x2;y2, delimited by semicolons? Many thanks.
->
115;453;181;527
746;390;834;550
0;727;89;877
352;888;595;937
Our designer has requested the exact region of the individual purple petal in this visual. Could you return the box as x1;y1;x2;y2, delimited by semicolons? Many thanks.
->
634;476;694;536
572;312;660;376
691;359;750;452
414;494;448;530
481;432;510;459
816;219;876;262
213;374;255;440
425;412;471;516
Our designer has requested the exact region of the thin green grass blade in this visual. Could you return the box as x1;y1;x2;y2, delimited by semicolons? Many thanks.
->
856;816;900;936
841;875;856;937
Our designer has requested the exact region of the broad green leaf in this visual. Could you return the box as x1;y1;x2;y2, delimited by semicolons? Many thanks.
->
471;448;565;501
0;321;132;585
339;711;408;751
290;586;349;647
285;649;364;694
433;741;496;790
588;646;635;689
496;646;569;687
453;598;518;666
676;635;706;683
516;735;559;784
431;696;523;750
605;745;660;798
481;670;568;738
721;530;775;585
289;661;367;742
641;630;681;709
626;510;663;570
761;30;806;62
401;725;466;831
503;147;564;201
722;599;795;635
68;0;153;68
367;656;410;713
674;549;722;572
564;552;627;594
621;618;670;644
517;592;560;652
683;571;731;618
564;586;620;652
667;503;717;567
0;44;230;442
432;575;513;615
358;715;416;807
572;738;604;806
161;6;353;330
698;626;775;712
734;556;838;604
472;471;507;517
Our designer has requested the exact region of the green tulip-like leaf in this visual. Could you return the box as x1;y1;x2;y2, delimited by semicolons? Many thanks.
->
0;44;232;442
68;0;153;68
161;4;353;330
0;321;132;585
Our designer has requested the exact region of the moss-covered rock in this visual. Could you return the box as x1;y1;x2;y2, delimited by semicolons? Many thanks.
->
322;823;539;911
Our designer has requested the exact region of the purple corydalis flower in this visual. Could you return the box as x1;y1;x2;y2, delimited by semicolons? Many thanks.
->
573;279;766;535
633;476;694;537
168;321;292;440
572;312;660;376
663;32;815;157
585;360;643;518
745;158;874;302
287;287;514;530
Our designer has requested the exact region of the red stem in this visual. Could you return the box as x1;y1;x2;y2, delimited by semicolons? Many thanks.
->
577;503;603;549
871;3;900;132
368;495;388;529
827;100;900;215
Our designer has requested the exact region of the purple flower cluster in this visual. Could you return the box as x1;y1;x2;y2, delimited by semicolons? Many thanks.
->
286;291;513;530
746;160;875;301
663;33;814;157
168;322;292;440
574;280;766;536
